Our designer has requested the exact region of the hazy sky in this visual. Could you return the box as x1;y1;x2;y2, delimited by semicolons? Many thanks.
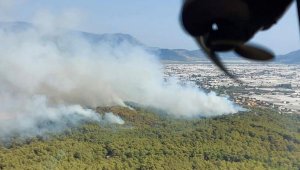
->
4;0;300;55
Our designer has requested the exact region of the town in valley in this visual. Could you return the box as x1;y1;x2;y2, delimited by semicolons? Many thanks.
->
164;63;300;114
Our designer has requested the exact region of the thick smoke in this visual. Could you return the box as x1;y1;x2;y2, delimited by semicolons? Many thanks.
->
0;12;241;139
0;95;124;139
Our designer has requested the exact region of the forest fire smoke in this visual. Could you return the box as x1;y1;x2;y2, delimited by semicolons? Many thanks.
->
0;11;241;139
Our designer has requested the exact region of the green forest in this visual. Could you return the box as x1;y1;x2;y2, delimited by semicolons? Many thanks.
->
0;106;299;170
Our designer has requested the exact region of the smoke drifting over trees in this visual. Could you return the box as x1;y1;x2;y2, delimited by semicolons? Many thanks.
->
0;11;240;139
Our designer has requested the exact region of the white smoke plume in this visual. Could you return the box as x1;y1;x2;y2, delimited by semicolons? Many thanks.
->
0;95;125;139
0;11;241;139
103;112;125;125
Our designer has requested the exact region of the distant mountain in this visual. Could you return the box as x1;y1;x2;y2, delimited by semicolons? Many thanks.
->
78;32;209;61
3;21;298;63
73;32;245;62
77;31;208;61
79;32;145;47
0;21;205;61
147;48;203;61
0;21;33;32
277;50;300;64
0;22;144;47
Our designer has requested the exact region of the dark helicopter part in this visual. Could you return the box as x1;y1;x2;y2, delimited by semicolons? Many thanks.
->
234;44;274;61
181;0;251;38
245;0;293;30
181;0;293;80
297;0;300;34
209;40;274;61
197;35;274;82
196;36;238;81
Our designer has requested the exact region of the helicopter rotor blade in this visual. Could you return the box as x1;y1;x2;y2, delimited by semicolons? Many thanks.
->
297;0;300;38
195;37;241;83
234;44;274;61
210;40;274;61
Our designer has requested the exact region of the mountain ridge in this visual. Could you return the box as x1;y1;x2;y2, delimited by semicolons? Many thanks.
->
0;21;299;64
277;50;300;64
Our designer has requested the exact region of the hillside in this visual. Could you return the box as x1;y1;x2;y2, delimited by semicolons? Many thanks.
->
277;50;300;64
0;106;299;169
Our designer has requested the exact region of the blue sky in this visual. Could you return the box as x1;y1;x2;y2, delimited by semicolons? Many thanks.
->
7;0;300;54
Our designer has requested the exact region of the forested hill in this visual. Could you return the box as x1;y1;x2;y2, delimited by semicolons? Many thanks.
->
0;107;299;169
